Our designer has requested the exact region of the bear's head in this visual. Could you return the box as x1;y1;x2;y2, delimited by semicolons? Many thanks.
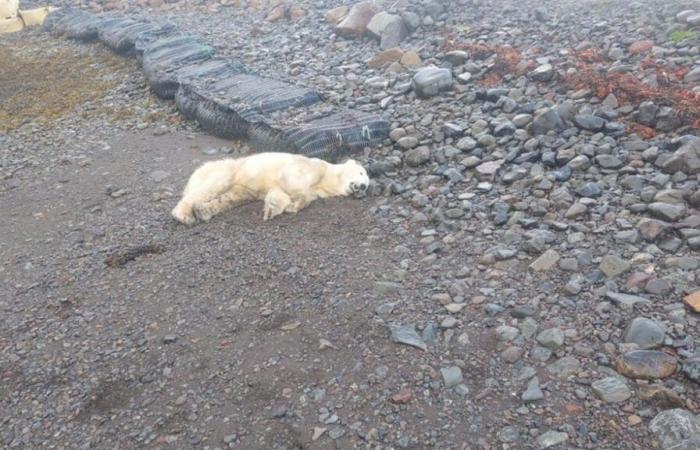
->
339;159;369;198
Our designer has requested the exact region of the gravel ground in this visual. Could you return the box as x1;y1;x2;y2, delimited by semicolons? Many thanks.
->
2;0;700;449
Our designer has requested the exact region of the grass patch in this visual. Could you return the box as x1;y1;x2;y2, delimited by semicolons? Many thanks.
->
669;30;697;43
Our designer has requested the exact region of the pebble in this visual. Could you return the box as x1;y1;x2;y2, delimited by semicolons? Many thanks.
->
591;377;632;402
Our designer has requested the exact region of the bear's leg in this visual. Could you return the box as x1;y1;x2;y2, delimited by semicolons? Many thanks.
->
263;188;292;221
285;196;311;214
171;199;196;225
194;187;249;222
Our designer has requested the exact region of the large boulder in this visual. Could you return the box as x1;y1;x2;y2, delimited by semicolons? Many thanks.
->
366;11;408;50
335;1;380;37
649;409;700;450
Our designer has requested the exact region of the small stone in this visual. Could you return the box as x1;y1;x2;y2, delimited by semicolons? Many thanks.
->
412;66;453;97
390;389;412;404
400;50;421;67
684;290;700;313
368;47;404;69
334;2;380;36
404;146;431;167
441;366;463;388
591;377;632;403
522;378;544;402
163;335;177;344
605;292;651;308
648;202;686;222
599;255;631;278
624;317;666;349
546;356;581;378
615;350;678;380
537;430;568;449
388;324;427;351
529;249;560;272
536;328;565;349
681;357;700;384
312;427;327;441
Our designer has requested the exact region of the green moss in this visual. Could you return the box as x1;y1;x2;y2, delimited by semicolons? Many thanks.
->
669;30;697;43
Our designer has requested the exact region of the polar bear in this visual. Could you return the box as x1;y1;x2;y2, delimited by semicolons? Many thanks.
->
171;152;370;224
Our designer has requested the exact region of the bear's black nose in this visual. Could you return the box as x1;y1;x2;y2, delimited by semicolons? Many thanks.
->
358;183;367;191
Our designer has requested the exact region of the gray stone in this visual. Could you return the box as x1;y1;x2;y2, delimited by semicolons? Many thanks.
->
388;324;427;350
536;328;565;349
599;255;631;278
605;291;651;308
530;63;554;82
681;357;700;384
546;356;580;378
531;108;566;135
404;146;431;167
648;202;686;222
573;114;606;131
522;377;544;402
595;154;623;169
661;138;700;175
591;377;631;402
636;101;659;126
684;67;700;83
537;430;569;449
412;66;453;97
624;317;666;349
441;366;463;388
576;182;601;197
649;409;700;450
529;249;560;272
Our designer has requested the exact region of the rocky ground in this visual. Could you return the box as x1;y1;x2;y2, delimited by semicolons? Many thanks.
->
2;0;700;449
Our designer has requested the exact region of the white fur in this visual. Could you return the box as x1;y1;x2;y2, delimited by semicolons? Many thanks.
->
171;152;370;224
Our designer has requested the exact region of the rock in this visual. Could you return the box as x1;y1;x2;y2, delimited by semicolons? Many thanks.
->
624;317;666;349
400;50;421;67
412;66;453;97
496;325;520;341
366;12;408;50
441;366;463;388
522;377;544;402
404;146;431;167
636;101;659;126
390;389;412;404
444;50;468;66
682;357;700;384
576;182;601;197
684;290;700;313
149;170;170;182
684;67;700;83
529;63;554;82
475;159;504;180
325;5;348;23
334;2;379;36
573;114;606;131
388;324;427;350
639;384;685;408
661;138;700;175
536;328;565;349
537;430;568;449
591;377;631;402
368;47;403;69
595;154;623;169
629;40;654;54
396;136;418;149
605;292;651;308
531;108;566;135
615;350;678;380
648;203;686;222
649;409;700;450
546;356;580;378
529;249;560;272
599;255;631;278
266;4;285;21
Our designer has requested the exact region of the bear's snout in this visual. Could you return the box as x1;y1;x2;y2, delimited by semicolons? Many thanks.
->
350;181;368;197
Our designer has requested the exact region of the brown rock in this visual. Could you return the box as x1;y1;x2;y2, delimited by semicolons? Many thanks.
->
639;384;685;408
629;40;654;54
390;389;412;404
248;0;267;11
325;5;348;23
685;290;700;313
148;0;163;7
266;4;285;21
400;50;422;67
368;47;404;69
615;350;678;380
335;1;379;37
289;5;305;21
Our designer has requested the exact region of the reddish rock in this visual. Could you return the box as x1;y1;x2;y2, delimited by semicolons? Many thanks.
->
629;40;654;54
639;384;685;408
400;50;422;67
685;290;700;313
335;1;379;37
391;389;412;404
325;5;348;23
289;5;305;21
266;4;285;21
615;350;678;380
625;272;653;289
368;47;404;69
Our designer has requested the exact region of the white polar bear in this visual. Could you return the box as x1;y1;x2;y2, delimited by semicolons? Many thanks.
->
171;152;370;224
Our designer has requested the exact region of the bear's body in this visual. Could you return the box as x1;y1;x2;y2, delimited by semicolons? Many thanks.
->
172;152;369;224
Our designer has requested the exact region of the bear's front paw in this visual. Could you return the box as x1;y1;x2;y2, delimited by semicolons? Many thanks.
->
172;202;196;225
